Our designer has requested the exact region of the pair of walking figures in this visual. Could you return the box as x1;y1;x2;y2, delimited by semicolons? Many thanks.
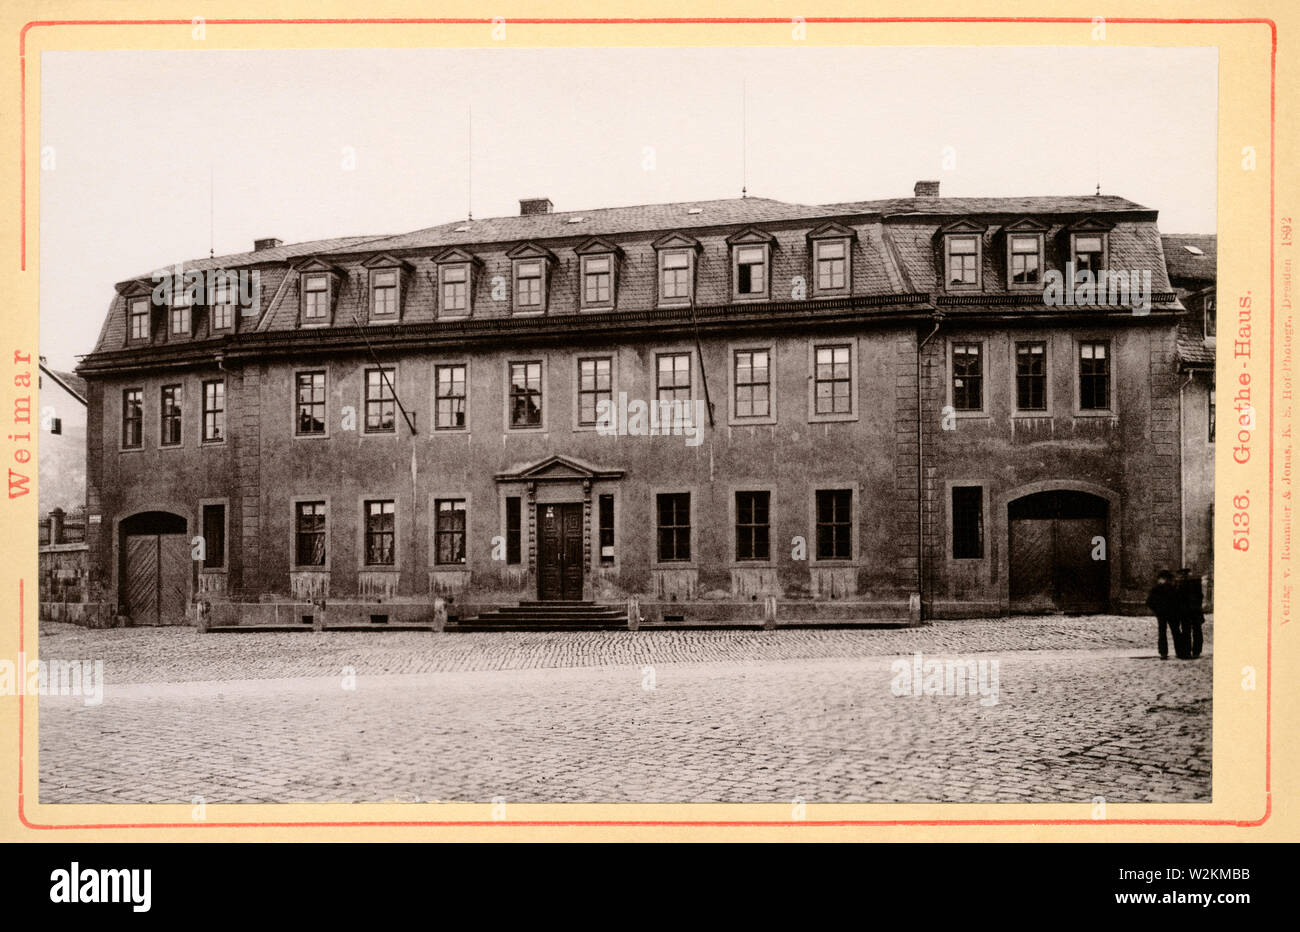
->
1145;568;1206;660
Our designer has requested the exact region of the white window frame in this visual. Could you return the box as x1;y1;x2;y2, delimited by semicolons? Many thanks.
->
657;248;694;307
301;273;331;325
732;243;770;300
945;234;982;291
580;253;616;310
369;267;401;321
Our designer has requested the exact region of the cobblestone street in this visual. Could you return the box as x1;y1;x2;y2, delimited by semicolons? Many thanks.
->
36;616;1212;804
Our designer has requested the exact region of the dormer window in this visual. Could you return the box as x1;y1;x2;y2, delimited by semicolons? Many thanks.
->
302;273;330;323
1008;235;1043;287
209;275;235;330
505;244;556;314
581;255;614;309
434;248;478;318
807;222;857;298
653;233;701;307
815;240;848;293
1072;234;1106;275
734;245;768;298
946;235;981;288
370;268;399;319
440;264;470;315
169;290;192;336
727;229;776;301
660;250;692;304
128;297;150;342
514;260;544;311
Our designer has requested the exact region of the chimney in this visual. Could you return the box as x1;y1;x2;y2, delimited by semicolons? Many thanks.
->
913;180;941;198
253;237;283;251
519;197;553;216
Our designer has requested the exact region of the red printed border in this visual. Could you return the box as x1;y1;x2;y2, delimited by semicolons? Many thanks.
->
15;15;1277;833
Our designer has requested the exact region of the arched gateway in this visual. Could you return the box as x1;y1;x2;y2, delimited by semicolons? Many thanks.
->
1007;490;1110;614
118;510;190;625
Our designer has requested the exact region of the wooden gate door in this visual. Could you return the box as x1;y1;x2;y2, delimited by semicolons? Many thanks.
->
1009;491;1109;614
123;532;192;625
537;503;584;600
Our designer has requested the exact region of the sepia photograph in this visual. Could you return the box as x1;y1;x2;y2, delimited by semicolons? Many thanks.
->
33;42;1218;807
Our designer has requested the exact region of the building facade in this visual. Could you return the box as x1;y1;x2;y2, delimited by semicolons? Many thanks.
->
1164;233;1217;601
75;183;1188;625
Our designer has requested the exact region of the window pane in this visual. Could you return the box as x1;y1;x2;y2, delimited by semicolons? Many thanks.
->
952;486;984;559
510;361;543;427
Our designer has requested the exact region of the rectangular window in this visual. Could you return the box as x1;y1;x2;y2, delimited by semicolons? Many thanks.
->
815;240;848;292
599;494;615;565
200;504;226;571
1073;235;1105;275
295;371;326;436
371;269;399;317
202;503;225;569
951;343;983;411
1204;295;1217;339
734;349;771;418
1015;342;1047;411
814;345;852;415
303;273;329;321
656;493;691;562
202;380;225;443
160;384;182;446
364;499;396;566
1208;387;1216;443
1079;341;1111;410
577;357;613;426
952;486;984;559
656;353;691;407
210;302;233;331
440;264;469;314
515;260;543;309
582;255;613;307
815;489;852;560
170;305;191;335
660;250;691;303
947;235;979;286
121;389;143;449
1009;235;1041;286
435;499;467;565
364;367;396;433
735;491;771;561
210;277;234;330
735;245;767;297
128;298;149;341
509;361;543;428
435;364;467;429
505;496;522;565
295;501;326;566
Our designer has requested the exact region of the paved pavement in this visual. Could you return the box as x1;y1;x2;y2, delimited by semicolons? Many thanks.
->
36;616;1211;804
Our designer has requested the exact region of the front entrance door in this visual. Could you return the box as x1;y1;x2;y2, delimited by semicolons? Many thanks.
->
1008;490;1109;613
120;511;190;625
537;503;584;600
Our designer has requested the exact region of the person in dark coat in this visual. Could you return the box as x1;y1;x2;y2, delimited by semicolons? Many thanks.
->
1146;570;1183;659
1177;568;1206;659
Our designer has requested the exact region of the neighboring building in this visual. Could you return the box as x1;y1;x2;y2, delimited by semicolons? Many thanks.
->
1164;233;1216;600
37;360;91;617
76;183;1186;625
37;359;88;515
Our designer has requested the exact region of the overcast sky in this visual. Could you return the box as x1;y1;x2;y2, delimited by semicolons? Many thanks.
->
38;45;1217;370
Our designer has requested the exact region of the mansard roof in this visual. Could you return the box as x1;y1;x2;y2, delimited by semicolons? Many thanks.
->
1161;234;1217;284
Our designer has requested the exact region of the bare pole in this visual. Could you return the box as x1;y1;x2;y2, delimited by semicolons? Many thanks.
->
741;78;748;198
